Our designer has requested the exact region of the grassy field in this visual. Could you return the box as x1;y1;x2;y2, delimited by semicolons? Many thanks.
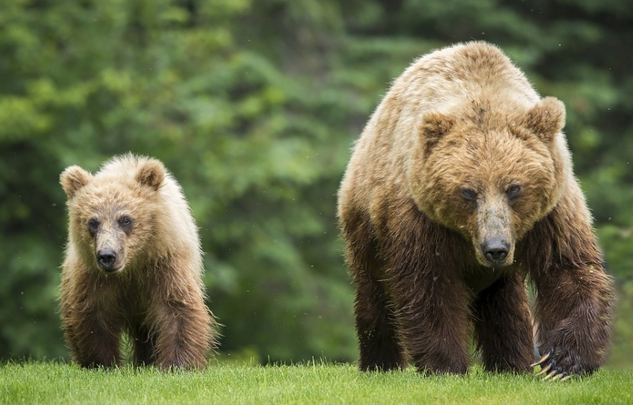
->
2;361;632;405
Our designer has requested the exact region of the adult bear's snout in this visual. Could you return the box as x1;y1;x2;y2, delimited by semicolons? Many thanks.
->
481;239;510;266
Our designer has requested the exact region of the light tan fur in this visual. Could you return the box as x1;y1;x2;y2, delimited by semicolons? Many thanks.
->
60;154;217;369
340;42;571;261
338;42;614;375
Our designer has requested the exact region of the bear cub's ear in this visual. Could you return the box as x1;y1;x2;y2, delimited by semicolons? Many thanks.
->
419;112;455;153
136;159;166;191
525;97;566;142
60;166;93;199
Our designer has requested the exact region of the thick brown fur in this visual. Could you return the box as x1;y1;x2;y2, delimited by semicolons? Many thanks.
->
337;42;615;376
60;154;218;369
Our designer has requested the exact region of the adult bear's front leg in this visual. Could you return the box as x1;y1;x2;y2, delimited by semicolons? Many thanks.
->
472;271;534;373
526;197;615;379
382;208;472;374
531;262;614;378
388;258;471;374
340;206;406;371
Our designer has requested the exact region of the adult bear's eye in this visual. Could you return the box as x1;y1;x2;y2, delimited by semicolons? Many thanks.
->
118;215;133;233
506;184;522;200
87;218;100;236
461;188;477;202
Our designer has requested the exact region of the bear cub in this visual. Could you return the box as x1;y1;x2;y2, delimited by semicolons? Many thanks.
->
60;154;217;369
338;41;615;379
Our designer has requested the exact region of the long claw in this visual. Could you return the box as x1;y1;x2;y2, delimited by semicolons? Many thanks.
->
535;364;552;376
551;374;563;381
543;370;558;381
530;352;551;368
560;375;572;382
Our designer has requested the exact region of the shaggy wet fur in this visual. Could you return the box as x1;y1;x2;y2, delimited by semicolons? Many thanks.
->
338;41;615;377
60;154;217;369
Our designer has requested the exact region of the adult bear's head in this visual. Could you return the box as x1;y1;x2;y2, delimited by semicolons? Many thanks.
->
408;97;567;267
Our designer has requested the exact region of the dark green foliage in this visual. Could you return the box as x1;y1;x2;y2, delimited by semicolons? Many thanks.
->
0;0;631;365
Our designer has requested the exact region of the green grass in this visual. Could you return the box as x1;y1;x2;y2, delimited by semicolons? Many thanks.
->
1;361;632;405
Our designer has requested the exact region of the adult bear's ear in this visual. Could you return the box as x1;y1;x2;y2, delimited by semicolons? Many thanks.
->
136;159;165;191
419;112;454;154
525;97;566;142
60;166;92;199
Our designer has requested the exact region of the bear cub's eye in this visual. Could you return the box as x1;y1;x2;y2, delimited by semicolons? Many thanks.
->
506;184;522;199
118;215;133;233
461;188;477;202
87;218;100;236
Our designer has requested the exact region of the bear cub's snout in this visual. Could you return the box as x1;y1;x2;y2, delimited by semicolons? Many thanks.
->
96;248;117;272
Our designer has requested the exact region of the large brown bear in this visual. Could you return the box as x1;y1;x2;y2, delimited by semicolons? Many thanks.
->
337;42;615;379
60;154;217;369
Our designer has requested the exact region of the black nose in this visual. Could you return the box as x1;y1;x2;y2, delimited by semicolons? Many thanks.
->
97;248;117;271
481;240;509;265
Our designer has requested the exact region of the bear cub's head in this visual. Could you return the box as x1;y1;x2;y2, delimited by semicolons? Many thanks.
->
61;157;166;274
410;97;567;268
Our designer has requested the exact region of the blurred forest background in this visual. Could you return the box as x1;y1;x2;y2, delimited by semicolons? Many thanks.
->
1;0;631;368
